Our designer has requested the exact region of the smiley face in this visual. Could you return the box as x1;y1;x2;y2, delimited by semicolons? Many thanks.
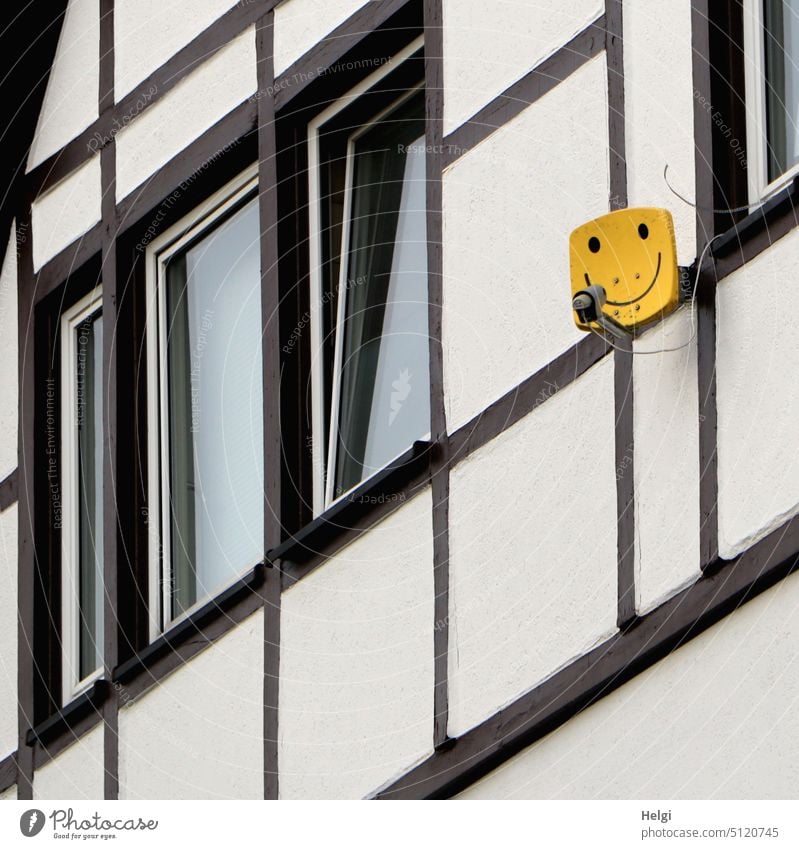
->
569;208;679;333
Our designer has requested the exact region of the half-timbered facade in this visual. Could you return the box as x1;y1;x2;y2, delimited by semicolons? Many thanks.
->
1;0;798;800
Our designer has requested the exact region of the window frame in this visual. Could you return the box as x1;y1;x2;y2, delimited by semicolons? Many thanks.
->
744;0;799;201
59;286;104;706
307;34;426;515
145;163;260;641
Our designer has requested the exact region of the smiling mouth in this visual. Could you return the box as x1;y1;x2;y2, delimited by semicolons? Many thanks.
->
584;252;662;307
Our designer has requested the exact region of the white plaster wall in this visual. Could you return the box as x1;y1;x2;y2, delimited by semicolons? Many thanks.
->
118;610;263;799
447;357;618;737
716;229;799;559
442;54;608;432
459;568;799;799
0;505;17;761
115;27;257;201
0;228;18;481
0;785;15;800
31;156;102;272
33;724;104;800
633;309;700;613
442;0;603;135
27;0;99;170
273;0;370;75
624;1;696;265
279;489;434;799
115;0;241;100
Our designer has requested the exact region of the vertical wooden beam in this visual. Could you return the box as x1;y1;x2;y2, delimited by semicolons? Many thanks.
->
423;0;450;749
605;0;635;626
256;10;282;800
16;203;35;800
99;0;115;115
606;0;627;213
263;559;281;800
99;0;119;800
100;140;119;801
614;338;636;627
692;0;720;568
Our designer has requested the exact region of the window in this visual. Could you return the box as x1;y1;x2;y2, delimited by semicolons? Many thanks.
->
309;37;429;513
60;288;104;703
745;0;799;198
146;167;263;635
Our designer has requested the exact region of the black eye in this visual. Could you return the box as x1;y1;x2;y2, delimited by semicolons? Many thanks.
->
638;223;649;240
588;236;600;253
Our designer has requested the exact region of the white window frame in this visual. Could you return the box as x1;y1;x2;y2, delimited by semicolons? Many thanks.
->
307;34;425;515
145;164;259;641
744;0;799;201
60;286;104;705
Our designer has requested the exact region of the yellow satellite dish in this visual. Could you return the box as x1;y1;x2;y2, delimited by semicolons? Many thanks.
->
569;208;679;336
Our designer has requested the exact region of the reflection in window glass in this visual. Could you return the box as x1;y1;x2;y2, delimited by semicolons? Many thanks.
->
75;311;103;681
163;195;263;621
764;0;799;181
328;91;430;499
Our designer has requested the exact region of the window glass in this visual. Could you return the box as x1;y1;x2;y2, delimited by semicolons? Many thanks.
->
323;90;430;501
75;310;103;682
163;195;263;621
764;0;799;181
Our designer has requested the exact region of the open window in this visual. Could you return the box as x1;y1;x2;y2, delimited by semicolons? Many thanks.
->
744;0;799;199
308;37;430;514
60;288;104;704
146;166;263;636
